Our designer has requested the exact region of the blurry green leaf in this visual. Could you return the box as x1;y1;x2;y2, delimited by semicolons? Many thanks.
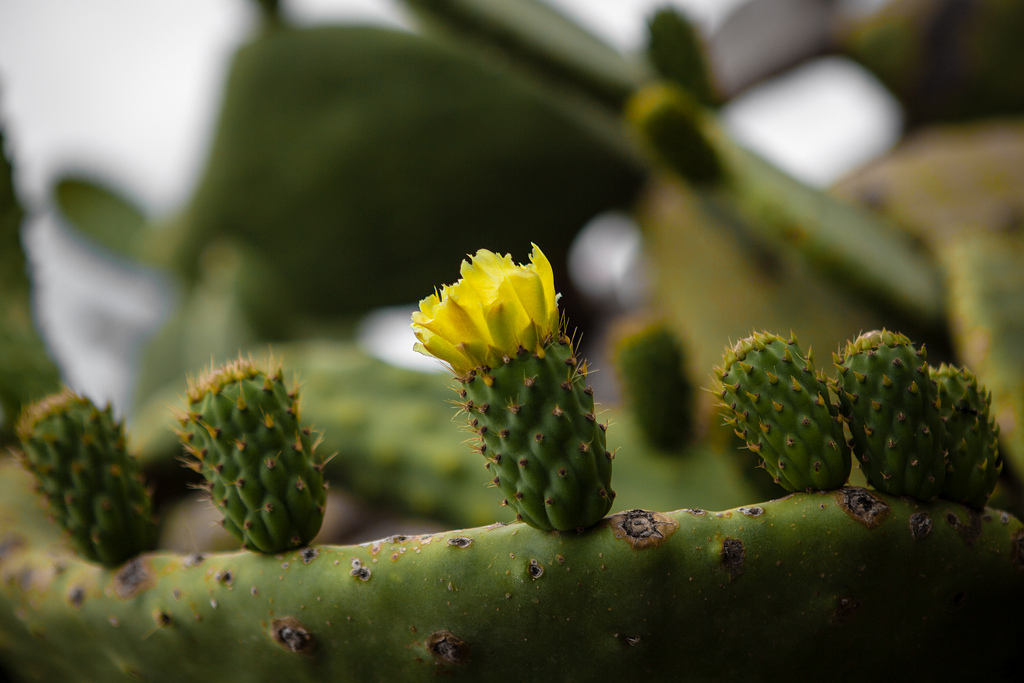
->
0;129;62;438
53;175;147;261
179;25;645;322
401;0;649;108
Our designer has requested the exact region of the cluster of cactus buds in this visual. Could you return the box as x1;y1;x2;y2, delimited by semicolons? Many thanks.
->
717;329;1002;508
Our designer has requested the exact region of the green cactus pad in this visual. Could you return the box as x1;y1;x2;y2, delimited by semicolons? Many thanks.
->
931;364;1002;509
459;336;613;531
179;357;326;553
2;455;1022;683
613;321;693;450
16;389;156;567
715;331;850;492
834;330;945;500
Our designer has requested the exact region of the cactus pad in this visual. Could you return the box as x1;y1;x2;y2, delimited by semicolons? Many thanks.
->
834;330;945;500
715;331;850;492
460;337;614;530
931;364;1002;508
16;389;156;567
178;357;326;553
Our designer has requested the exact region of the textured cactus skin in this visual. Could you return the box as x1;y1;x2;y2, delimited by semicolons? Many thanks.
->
613;322;693;450
715;332;850;492
15;390;156;567
461;338;613;531
1;457;1022;682
179;359;326;553
834;330;946;501
931;364;1002;509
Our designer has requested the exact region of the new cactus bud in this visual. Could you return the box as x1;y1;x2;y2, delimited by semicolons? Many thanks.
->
646;6;716;106
613;321;693;450
178;357;327;553
411;244;613;531
625;83;722;186
834;330;945;501
931;364;1002;508
714;331;850;492
16;389;157;567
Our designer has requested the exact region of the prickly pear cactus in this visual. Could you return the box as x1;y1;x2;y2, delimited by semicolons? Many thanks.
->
834;330;945;501
178;357;327;553
715;331;850;492
16;389;156;567
931;363;1002;508
411;245;613;531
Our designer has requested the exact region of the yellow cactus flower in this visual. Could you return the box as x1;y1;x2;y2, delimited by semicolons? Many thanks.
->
411;244;560;376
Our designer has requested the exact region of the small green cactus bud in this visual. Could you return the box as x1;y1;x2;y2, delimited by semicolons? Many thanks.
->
625;83;722;186
646;6;716;106
411;245;613;531
613;321;693;450
834;330;945;501
930;364;1002;508
16;389;157;567
178;356;327;553
715;331;851;492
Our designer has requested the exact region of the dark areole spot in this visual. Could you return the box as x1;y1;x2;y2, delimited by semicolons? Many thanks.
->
909;511;933;540
834;487;890;528
272;617;315;655
427;630;469;665
720;538;745;580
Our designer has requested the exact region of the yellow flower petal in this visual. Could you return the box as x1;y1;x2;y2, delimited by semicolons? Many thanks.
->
411;244;560;376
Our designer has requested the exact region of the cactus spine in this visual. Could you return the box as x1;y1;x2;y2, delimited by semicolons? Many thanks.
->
834;330;946;500
178;357;327;553
931;363;1002;508
715;331;851;492
411;245;613;530
16;389;156;567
